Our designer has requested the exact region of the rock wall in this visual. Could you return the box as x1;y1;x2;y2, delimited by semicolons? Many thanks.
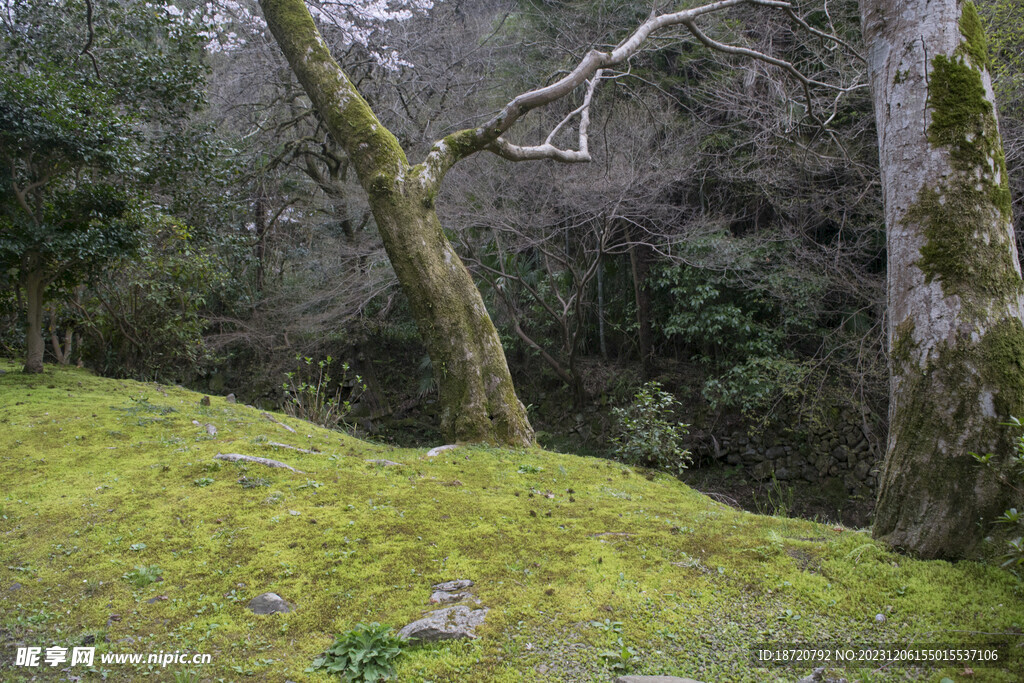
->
694;414;883;494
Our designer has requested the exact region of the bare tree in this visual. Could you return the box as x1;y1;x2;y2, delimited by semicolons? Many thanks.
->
258;0;860;445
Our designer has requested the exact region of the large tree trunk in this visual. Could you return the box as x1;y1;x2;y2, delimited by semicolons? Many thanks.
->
368;186;534;444
260;0;533;446
861;0;1022;558
23;267;45;374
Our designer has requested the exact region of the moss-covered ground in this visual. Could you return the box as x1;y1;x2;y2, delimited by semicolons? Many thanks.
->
1;362;1022;682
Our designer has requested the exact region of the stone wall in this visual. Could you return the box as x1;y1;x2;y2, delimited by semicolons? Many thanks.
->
693;414;883;495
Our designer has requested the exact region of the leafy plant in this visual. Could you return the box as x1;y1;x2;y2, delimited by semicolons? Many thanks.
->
599;637;639;672
194;477;215;487
517;464;542;474
611;381;691;475
306;622;406;682
283;355;364;430
123;565;163;588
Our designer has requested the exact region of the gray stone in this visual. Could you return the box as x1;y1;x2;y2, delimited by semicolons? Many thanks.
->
765;446;786;459
247;592;292;615
365;459;403;467
726;453;742;466
205;423;218;436
774;467;791;480
215;453;305;473
397;606;488;642
429;590;469;604
796;669;826;683
426;444;457;457
432;579;473;592
751;461;772;481
225;393;236;404
854;460;871;481
615;677;705;683
9;582;21;591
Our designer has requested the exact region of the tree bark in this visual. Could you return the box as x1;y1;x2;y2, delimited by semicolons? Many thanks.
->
259;0;533;446
630;243;654;378
861;0;1022;558
23;267;45;374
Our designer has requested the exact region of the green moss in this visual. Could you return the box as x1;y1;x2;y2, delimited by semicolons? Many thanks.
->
958;1;991;71
978;316;1024;416
3;362;1024;681
890;318;917;368
910;5;1019;304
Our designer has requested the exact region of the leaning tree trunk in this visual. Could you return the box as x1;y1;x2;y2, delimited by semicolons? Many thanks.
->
260;0;533;446
861;0;1022;558
23;267;45;374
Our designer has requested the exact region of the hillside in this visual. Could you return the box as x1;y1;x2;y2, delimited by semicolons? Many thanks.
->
1;362;1022;682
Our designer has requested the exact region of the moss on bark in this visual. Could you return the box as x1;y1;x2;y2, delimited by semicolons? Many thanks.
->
260;0;534;446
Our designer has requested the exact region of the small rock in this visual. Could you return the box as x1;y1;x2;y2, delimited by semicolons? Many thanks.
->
397;605;487;642
432;579;473;592
205;424;218;436
365;459;403;467
9;582;21;591
81;634;95;646
874;613;886;624
191;420;200;426
796;667;826;683
615;677;705;683
429;590;469;604
248;592;292;615
225;393;236;404
288;510;301;516
200;396;211;406
426;444;458;457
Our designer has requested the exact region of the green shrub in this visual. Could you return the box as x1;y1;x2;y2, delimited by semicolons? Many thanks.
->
283;355;363;430
306;622;405;681
612;381;691;475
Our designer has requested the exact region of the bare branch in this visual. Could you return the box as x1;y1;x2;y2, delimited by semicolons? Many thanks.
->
417;0;860;185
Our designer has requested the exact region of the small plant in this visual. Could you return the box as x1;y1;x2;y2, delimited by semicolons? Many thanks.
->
972;416;1024;569
237;476;270;489
599;637;639;672
194;477;215;487
612;381;691;475
306;622;406;682
123;565;163;588
283;355;364;430
517;464;542;474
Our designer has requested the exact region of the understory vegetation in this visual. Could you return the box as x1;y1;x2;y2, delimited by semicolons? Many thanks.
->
1;364;1022;681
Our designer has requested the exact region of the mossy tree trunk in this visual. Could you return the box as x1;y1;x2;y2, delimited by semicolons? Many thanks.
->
861;0;1022;558
259;0;533;446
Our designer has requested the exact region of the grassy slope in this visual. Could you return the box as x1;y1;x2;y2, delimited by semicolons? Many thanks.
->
0;362;1021;682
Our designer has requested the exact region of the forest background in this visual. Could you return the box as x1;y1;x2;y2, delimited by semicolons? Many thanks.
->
3;0;1023;523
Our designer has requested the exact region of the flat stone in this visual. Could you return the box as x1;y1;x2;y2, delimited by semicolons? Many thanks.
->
429;590;469;604
615;677;705;683
205;424;218;436
426;444;458;457
431;579;473;592
247;592;292;615
225;393;236;404
365;459;403;467
398;606;487;642
9;582;22;591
